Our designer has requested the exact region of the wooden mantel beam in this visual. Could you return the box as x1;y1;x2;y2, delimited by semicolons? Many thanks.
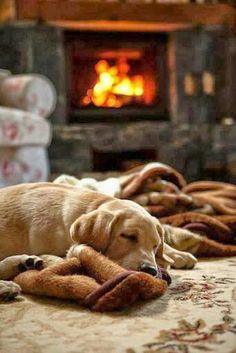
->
0;0;16;23
15;1;236;29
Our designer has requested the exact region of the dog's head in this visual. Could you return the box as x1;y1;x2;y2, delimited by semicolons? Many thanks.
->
70;199;172;275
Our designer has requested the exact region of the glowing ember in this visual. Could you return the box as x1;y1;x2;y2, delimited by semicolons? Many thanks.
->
82;58;144;108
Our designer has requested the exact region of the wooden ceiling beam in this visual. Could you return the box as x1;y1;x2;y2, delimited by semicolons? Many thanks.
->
0;0;16;23
15;1;236;28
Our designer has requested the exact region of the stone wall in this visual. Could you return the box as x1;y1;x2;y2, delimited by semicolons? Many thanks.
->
48;121;236;182
0;23;67;123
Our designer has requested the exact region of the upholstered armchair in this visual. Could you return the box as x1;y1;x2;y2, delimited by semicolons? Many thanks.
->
0;70;56;187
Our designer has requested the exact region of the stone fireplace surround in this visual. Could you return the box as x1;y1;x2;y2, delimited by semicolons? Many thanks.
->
0;22;235;182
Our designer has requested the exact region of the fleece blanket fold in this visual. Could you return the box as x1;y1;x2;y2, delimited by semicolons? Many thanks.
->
183;181;236;215
117;163;236;247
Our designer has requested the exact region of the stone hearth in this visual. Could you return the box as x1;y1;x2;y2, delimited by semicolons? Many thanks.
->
48;121;236;182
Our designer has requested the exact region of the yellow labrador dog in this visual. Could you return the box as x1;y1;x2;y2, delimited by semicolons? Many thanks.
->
0;182;197;300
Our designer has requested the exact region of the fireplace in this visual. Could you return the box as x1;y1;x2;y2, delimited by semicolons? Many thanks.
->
65;31;169;123
1;22;235;181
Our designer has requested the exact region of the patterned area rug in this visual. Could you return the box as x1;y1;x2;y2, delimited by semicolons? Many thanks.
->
1;258;236;353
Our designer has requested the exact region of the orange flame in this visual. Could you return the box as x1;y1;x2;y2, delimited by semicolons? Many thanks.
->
82;58;144;108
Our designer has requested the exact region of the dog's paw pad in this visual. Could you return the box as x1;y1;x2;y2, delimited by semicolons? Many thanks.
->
0;281;21;301
18;255;44;272
25;257;34;267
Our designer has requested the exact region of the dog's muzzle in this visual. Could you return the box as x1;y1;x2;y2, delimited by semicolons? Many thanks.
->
138;263;172;285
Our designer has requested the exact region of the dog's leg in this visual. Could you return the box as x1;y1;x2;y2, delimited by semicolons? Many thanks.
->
161;224;200;269
0;254;44;301
0;255;44;280
163;224;236;258
0;254;63;301
66;244;88;259
163;224;202;253
0;280;21;301
163;243;197;269
39;254;64;267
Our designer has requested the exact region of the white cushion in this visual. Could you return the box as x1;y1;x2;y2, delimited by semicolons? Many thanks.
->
0;146;49;187
0;107;51;147
0;74;56;118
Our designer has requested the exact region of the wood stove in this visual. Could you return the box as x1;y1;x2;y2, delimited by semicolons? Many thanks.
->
65;31;169;123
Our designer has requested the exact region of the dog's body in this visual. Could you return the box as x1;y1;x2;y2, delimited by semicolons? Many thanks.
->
0;182;197;300
0;182;102;259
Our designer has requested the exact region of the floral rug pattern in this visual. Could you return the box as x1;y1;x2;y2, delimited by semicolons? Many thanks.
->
1;258;236;353
128;258;236;353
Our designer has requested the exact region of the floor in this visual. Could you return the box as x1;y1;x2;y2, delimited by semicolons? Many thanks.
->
0;258;236;353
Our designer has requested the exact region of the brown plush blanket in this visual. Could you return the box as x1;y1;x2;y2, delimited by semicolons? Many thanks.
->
119;162;236;245
14;246;168;312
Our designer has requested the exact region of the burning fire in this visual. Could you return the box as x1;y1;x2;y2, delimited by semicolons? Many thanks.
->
82;58;144;108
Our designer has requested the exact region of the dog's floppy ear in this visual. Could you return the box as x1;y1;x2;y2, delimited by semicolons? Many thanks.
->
70;210;117;252
155;221;174;266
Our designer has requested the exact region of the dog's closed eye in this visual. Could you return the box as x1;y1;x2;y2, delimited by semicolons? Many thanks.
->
120;234;137;242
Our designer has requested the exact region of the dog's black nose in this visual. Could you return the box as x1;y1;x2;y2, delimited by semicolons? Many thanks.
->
138;263;157;277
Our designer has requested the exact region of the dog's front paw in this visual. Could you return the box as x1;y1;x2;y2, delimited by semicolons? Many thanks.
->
18;255;44;272
0;280;21;301
170;251;197;269
67;244;89;259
